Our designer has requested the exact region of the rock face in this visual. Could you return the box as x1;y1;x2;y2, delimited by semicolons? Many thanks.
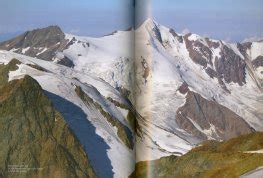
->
176;91;254;140
184;34;247;86
184;33;213;67
0;26;74;67
0;73;96;177
166;29;263;90
169;29;183;43
252;56;263;68
178;81;189;94
215;45;246;85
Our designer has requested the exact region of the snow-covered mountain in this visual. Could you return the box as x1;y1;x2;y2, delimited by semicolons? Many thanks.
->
0;51;135;178
0;19;262;177
0;26;136;178
134;19;263;161
0;26;135;91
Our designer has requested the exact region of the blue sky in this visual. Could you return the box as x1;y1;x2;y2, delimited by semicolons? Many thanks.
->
152;0;263;42
0;0;134;41
0;0;262;42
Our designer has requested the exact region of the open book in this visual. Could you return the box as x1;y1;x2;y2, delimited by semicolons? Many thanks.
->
0;1;262;177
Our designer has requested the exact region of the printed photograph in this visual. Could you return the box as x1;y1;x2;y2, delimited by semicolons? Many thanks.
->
0;0;262;178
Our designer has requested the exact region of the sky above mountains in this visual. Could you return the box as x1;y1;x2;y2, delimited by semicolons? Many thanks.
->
152;0;263;42
0;0;262;42
0;0;134;41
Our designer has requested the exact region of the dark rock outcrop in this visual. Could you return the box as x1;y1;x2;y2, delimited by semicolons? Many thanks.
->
252;56;263;68
205;38;220;48
181;34;248;87
176;91;254;140
183;34;212;67
169;29;183;43
215;44;247;86
57;55;75;67
178;82;189;94
237;42;251;57
152;23;163;44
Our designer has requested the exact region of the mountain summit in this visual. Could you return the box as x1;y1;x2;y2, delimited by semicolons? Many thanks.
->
0;25;75;66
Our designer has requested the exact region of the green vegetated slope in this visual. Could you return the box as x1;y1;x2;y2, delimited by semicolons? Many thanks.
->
131;132;263;178
0;60;97;178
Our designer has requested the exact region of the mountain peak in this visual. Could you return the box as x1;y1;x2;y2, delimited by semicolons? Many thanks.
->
26;25;64;38
0;25;67;61
142;18;158;27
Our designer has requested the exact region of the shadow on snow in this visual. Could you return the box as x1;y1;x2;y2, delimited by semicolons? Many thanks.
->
45;91;114;178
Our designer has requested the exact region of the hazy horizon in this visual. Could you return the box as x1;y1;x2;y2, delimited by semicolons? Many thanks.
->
0;0;134;42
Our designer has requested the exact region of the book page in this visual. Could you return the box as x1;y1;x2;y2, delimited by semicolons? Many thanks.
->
133;0;263;177
0;0;263;178
0;1;136;178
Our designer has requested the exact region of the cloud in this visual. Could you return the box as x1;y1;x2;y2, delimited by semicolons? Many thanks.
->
182;28;190;35
223;37;231;43
243;36;263;43
203;33;211;38
69;29;80;34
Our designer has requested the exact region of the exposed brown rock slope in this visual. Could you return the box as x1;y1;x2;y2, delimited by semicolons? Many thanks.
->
0;26;74;67
0;69;96;177
176;90;254;140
